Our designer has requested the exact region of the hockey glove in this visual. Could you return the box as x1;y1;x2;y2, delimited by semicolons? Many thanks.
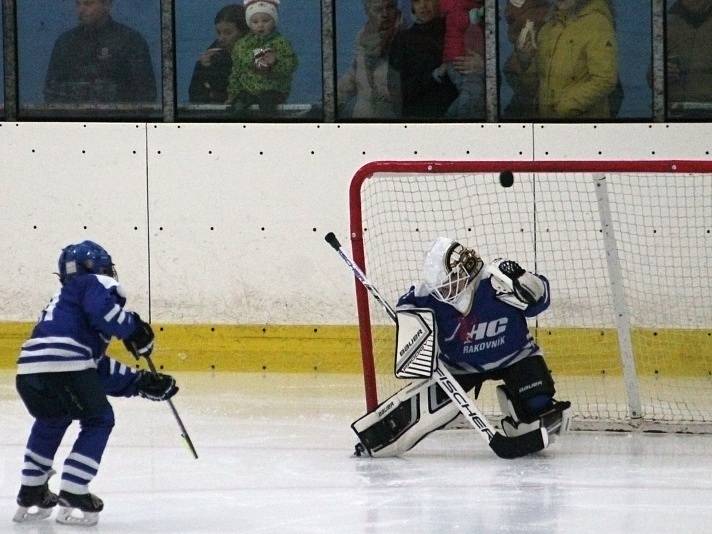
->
135;371;178;401
123;314;155;359
498;260;545;305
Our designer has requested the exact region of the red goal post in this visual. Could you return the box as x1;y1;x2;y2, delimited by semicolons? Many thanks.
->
349;160;712;432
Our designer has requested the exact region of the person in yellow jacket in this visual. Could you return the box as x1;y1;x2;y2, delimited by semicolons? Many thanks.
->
516;0;618;119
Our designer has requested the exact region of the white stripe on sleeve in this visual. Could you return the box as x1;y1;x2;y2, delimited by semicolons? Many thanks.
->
104;304;121;322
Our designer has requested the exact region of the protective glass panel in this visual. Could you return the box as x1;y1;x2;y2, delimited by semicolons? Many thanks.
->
497;0;653;121
0;15;4;117
175;0;323;121
17;0;162;120
336;0;487;121
665;0;712;119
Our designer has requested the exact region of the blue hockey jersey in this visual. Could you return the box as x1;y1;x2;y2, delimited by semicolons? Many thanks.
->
397;264;550;374
17;274;140;381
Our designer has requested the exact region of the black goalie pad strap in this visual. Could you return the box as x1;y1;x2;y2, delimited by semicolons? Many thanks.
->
501;356;556;423
503;355;556;401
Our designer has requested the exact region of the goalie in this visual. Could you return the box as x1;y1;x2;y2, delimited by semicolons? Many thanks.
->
353;237;570;457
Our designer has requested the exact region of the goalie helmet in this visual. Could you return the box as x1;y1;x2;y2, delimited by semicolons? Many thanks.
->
422;237;484;304
58;240;116;284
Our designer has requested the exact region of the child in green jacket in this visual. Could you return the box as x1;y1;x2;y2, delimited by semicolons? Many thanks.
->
227;0;298;114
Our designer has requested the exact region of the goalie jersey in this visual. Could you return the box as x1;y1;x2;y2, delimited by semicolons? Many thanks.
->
16;274;140;396
396;264;550;374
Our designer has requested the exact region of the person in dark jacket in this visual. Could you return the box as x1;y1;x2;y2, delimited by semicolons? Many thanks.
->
666;0;712;118
188;4;249;104
44;0;157;104
388;0;458;119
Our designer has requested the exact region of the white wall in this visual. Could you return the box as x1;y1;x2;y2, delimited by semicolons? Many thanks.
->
1;122;711;324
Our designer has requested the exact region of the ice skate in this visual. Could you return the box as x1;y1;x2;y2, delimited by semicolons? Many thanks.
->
56;490;104;527
12;469;58;523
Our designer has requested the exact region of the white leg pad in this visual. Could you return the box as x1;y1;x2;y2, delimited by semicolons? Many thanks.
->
501;417;542;438
353;379;460;457
496;384;518;420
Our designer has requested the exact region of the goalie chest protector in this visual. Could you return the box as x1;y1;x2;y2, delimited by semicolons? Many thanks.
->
397;278;549;373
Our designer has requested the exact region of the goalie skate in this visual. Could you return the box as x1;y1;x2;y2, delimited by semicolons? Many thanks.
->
56;490;103;527
12;469;58;523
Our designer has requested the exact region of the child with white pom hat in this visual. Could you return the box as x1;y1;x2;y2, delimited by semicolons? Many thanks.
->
227;0;298;114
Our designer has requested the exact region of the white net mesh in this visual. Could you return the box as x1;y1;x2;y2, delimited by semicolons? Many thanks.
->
354;167;712;432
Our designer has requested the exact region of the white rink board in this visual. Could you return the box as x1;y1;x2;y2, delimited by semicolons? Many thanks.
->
0;122;710;324
0;123;150;319
146;123;533;323
533;122;712;160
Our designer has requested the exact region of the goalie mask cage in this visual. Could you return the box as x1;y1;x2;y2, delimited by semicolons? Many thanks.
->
350;160;712;433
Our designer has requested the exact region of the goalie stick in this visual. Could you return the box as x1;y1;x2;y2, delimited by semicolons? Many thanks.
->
145;355;199;459
324;232;548;459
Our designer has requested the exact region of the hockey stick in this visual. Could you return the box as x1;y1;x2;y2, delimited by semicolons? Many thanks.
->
144;355;199;459
325;232;548;459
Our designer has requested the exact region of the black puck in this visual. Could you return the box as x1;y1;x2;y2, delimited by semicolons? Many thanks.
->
499;171;514;188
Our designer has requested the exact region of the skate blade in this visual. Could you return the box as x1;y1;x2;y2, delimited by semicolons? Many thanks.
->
56;506;99;527
12;505;53;522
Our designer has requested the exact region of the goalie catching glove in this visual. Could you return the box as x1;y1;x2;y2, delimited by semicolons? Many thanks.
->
123;313;155;359
498;260;546;305
135;371;178;401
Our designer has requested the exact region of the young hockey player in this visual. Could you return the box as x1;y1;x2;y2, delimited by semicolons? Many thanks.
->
12;240;178;526
352;237;570;457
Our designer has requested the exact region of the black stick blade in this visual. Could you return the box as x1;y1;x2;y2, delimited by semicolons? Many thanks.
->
324;232;341;250
489;428;548;459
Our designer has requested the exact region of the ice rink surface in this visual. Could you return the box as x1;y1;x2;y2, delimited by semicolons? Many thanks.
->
2;370;712;534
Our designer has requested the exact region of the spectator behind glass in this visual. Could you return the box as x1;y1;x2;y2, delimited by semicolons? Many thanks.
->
436;0;485;118
337;0;403;119
188;4;249;104
44;0;157;104
517;0;618;119
227;0;298;114
501;0;551;119
389;0;458;119
666;0;712;118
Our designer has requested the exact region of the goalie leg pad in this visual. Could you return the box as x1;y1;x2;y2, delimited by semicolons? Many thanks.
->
497;356;571;438
352;380;460;457
500;355;556;423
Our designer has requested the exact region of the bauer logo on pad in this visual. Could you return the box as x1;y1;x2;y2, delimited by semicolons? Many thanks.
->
394;309;437;379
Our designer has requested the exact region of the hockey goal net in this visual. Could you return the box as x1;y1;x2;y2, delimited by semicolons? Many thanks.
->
350;161;712;432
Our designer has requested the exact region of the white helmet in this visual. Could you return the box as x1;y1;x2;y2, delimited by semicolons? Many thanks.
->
422;237;484;305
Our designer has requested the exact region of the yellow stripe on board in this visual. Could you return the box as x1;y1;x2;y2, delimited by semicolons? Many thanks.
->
1;322;710;376
0;322;363;373
369;326;712;378
535;327;712;377
0;323;34;368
